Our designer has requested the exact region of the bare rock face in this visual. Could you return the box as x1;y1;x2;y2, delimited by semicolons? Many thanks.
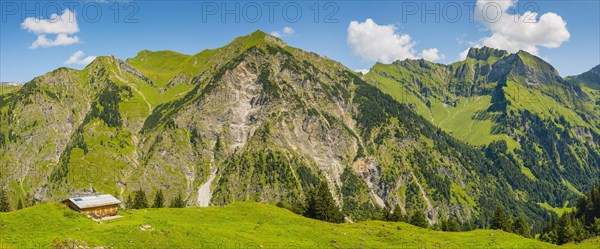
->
352;157;385;207
118;59;155;86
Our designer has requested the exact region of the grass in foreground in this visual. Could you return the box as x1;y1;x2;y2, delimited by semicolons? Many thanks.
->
1;202;599;248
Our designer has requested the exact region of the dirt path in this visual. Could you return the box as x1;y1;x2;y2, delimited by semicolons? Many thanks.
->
115;67;153;113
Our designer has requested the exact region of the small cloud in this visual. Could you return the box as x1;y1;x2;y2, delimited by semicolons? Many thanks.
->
355;69;370;75
283;27;294;35
21;9;81;49
420;48;445;62
64;50;96;65
271;27;294;38
31;34;80;49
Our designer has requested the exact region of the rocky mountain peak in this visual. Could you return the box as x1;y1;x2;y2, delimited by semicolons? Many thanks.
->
510;50;560;84
392;58;435;71
466;46;509;61
573;64;600;89
227;30;287;50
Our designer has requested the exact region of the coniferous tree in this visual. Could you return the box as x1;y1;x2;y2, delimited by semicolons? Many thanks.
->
379;206;392;221
169;193;186;208
573;217;587;242
439;219;448;231
25;192;34;207
16;199;23;210
153;190;164;208
409;211;429;228
133;189;149;209
305;181;344;223
388;204;404;222
540;213;559;244
592;218;600;236
0;189;10;212
557;214;576;245
462;219;474;231
491;206;510;231
305;188;318;218
445;218;461;232
512;215;531;238
575;184;600;226
125;194;133;209
316;181;344;223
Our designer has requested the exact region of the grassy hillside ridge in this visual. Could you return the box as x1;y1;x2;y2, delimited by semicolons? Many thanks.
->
1;202;597;248
569;65;600;90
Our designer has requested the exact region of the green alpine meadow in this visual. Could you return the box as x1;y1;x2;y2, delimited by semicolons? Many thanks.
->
0;30;599;248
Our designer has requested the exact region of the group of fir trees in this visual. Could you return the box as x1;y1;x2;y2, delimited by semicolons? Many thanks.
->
539;184;600;245
125;189;186;209
0;189;35;212
379;204;471;232
489;206;532;238
0;189;10;212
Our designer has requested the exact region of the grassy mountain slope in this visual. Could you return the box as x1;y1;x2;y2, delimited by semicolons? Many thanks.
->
566;66;600;121
1;202;596;248
569;65;600;90
364;47;600;215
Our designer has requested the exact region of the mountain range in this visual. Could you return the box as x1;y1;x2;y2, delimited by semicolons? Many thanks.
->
0;31;598;231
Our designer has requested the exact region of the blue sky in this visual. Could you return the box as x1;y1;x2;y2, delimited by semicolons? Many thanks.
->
1;0;598;83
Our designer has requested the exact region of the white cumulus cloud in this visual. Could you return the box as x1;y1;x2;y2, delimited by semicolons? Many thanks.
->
347;19;444;63
21;9;81;49
461;0;570;57
271;27;295;38
347;19;416;63
31;33;80;49
64;50;96;65
21;9;79;34
420;48;445;61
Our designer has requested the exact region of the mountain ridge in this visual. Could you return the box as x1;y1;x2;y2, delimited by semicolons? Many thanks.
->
0;31;597;233
364;43;600;223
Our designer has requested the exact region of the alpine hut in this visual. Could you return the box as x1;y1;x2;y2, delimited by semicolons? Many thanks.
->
62;194;121;218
